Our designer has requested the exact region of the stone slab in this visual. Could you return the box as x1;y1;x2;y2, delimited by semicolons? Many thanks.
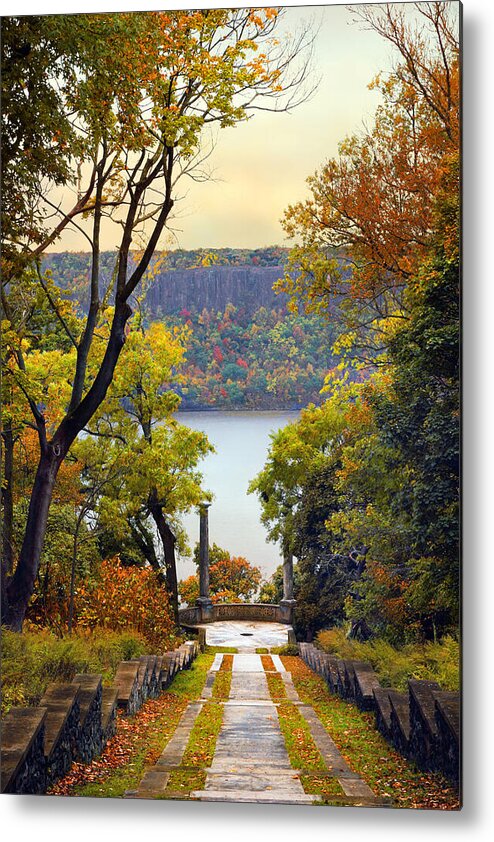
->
192;789;317;804
155;702;203;767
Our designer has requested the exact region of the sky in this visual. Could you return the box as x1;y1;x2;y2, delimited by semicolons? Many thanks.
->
5;2;459;251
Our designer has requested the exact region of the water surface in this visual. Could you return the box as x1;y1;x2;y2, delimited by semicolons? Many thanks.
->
175;410;298;582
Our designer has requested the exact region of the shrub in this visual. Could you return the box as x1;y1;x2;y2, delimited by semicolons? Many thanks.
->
316;627;459;691
76;557;178;651
1;626;149;715
271;643;300;656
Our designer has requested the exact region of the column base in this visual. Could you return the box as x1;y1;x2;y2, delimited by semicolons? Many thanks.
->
196;597;214;623
279;599;297;624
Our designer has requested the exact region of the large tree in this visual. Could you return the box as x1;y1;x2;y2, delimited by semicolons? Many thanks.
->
1;8;314;629
78;318;213;622
276;1;459;363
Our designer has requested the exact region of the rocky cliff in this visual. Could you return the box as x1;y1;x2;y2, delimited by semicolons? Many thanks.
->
145;264;288;315
45;251;289;316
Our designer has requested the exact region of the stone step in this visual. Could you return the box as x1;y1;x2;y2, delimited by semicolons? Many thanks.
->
354;665;381;711
433;690;460;784
389;690;410;755
72;673;103;763
39;682;80;786
101;687;119;739
408;679;441;768
192;788;318;804
1;707;47;795
373;687;393;739
114;661;140;715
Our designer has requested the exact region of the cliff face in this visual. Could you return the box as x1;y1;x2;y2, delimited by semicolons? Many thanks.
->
145;265;288;315
45;252;289;316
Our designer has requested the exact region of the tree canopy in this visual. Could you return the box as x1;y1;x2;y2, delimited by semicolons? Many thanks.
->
1;8;314;629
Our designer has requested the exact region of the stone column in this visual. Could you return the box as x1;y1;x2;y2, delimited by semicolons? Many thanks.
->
280;546;296;625
196;503;213;622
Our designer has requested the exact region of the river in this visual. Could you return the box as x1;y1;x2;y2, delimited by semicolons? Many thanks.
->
174;410;299;583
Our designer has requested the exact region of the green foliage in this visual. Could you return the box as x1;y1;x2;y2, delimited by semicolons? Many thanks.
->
316;627;459;692
1;626;148;714
13;500;100;631
271;643;300;656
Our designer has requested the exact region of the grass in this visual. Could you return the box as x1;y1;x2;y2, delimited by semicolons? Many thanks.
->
179;701;224;769
316;628;460;692
256;647;269;654
265;671;287;700
1;626;149;715
263;656;345;803
276;701;326;771
300;772;345;802
49;652;215;798
163;653;233;797
211;669;232;700
282;655;460;810
276;700;345;802
271;644;299;656
165;768;207;795
219;653;234;671
260;654;275;671
204;645;238;654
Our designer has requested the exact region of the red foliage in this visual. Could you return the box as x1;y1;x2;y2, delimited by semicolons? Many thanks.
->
76;558;177;651
213;345;223;364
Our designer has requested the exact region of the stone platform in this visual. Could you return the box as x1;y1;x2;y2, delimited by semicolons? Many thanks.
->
198;620;291;651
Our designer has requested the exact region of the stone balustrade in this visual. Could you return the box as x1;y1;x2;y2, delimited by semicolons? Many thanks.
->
178;602;286;628
1;639;199;796
298;642;460;788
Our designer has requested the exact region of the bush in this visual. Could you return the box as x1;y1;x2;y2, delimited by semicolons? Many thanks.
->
316;627;459;691
271;643;300;656
76;557;178;651
1;626;149;715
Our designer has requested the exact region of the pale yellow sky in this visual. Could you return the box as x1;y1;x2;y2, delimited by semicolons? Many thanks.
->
7;2;460;251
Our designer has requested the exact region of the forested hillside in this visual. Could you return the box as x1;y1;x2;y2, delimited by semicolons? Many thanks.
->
46;248;340;409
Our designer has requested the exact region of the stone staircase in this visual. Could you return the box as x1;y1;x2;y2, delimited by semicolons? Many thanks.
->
298;642;460;787
1;640;199;795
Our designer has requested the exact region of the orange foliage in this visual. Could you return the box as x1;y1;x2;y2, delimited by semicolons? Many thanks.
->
280;3;459;302
365;559;410;627
14;427;82;506
76;558;177;651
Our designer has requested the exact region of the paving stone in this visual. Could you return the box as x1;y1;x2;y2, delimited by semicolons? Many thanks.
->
270;654;285;672
155;701;203;767
232;654;263;672
192;789;317;804
204;621;291;650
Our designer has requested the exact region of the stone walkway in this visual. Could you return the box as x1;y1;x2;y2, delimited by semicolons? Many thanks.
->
195;655;314;805
134;626;386;807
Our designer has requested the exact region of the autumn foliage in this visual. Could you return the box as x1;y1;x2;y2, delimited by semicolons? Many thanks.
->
76;558;177;651
179;548;262;606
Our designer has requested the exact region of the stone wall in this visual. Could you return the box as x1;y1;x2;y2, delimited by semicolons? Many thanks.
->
178;602;283;627
298;642;460;788
1;640;199;796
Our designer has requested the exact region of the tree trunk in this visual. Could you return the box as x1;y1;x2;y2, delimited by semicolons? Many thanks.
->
2;302;132;631
148;495;179;625
1;421;15;576
128;513;161;573
2;443;62;630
